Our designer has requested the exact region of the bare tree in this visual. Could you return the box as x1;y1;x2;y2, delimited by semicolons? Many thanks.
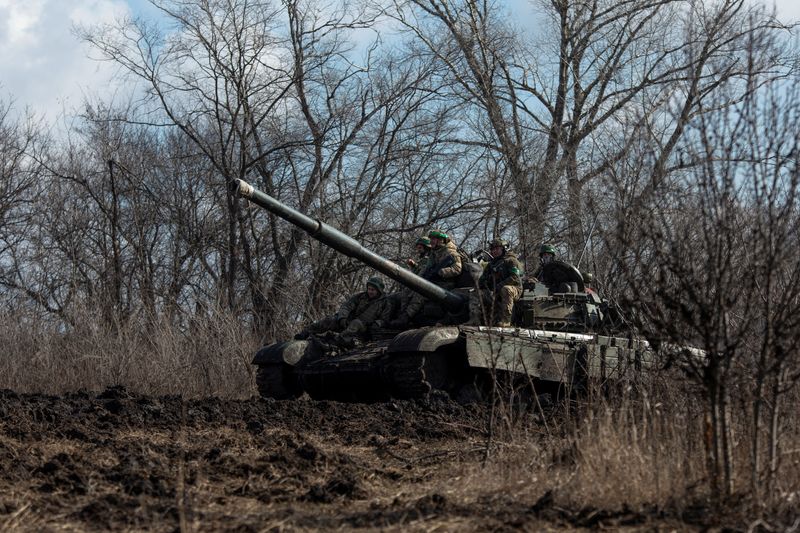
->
0;101;53;315
385;0;793;261
605;62;800;501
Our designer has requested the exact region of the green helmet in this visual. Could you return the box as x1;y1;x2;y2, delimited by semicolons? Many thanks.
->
428;228;449;241
582;272;594;284
415;236;431;248
540;244;557;256
366;276;385;293
488;238;509;249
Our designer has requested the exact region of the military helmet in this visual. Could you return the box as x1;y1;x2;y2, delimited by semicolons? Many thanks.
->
488;237;509;249
582;272;594;284
366;276;385;293
428;228;449;241
415;236;431;248
540;243;557;256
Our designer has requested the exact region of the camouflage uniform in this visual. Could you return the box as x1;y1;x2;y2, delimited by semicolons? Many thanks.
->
422;240;462;290
392;253;429;325
386;238;431;328
306;279;389;336
468;244;523;326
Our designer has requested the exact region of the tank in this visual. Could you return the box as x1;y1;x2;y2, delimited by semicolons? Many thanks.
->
234;179;656;402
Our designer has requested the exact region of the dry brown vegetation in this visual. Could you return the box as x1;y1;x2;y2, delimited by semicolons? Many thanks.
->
1;0;800;529
1;316;799;531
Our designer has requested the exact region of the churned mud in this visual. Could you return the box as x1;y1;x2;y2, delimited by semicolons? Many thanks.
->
0;387;710;531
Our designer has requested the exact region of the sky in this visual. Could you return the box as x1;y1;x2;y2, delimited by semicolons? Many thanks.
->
1;0;799;127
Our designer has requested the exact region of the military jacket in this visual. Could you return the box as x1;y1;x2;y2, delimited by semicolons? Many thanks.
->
336;291;387;324
424;241;462;280
479;251;523;291
411;253;430;276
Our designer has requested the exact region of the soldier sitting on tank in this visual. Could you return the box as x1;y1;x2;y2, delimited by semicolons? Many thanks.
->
297;276;389;342
421;228;462;290
465;238;523;327
531;244;585;293
533;244;557;277
387;236;431;329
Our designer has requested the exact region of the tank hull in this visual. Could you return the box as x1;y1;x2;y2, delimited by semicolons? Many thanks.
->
252;326;655;402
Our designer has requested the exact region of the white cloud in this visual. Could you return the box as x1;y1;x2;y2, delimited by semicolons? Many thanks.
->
0;0;796;127
0;0;130;123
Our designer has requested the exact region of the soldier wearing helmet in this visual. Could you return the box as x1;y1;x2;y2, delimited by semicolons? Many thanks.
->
422;228;463;290
298;276;390;340
406;236;432;272
532;243;558;283
388;236;433;328
539;244;557;264
466;237;523;327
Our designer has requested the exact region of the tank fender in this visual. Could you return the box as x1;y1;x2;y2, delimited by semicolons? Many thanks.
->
252;340;312;366
387;327;461;353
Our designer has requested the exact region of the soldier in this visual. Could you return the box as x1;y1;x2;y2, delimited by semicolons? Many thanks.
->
466;237;523;327
532;243;557;283
298;276;389;340
406;236;432;273
421;228;462;290
388;237;431;328
533;244;585;293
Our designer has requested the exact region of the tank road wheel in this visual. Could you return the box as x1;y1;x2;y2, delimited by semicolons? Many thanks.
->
385;351;461;399
255;363;302;400
385;353;430;399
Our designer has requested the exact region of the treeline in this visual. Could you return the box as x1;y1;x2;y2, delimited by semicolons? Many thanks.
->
1;0;799;513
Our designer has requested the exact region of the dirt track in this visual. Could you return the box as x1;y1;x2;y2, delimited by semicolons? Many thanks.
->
0;387;708;531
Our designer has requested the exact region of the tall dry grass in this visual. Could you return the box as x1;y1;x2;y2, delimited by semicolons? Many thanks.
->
1;304;798;522
0;306;260;398
479;373;800;521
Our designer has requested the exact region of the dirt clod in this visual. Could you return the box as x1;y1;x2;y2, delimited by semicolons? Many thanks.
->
0;386;710;530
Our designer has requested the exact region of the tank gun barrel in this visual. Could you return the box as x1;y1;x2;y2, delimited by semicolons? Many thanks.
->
234;179;465;311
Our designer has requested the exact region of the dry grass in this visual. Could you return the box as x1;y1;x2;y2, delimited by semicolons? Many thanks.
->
0;307;799;525
0;307;259;398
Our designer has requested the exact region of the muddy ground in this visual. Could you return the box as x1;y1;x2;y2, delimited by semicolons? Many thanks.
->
0;387;723;531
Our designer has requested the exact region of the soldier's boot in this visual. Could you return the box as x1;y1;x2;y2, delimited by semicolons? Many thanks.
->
493;287;519;328
493;303;513;328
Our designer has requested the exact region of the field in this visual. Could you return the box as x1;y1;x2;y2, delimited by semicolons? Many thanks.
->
0;384;753;532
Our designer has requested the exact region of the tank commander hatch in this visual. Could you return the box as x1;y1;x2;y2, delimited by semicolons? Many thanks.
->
530;243;586;294
296;276;390;342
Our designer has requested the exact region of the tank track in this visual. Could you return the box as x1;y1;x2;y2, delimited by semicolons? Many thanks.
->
255;364;302;400
384;353;430;399
384;352;454;399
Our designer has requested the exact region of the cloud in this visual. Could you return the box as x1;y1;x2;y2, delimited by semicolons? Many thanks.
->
0;0;130;122
0;0;797;127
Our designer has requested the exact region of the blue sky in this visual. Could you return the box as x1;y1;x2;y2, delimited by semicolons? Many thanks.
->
1;0;798;127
